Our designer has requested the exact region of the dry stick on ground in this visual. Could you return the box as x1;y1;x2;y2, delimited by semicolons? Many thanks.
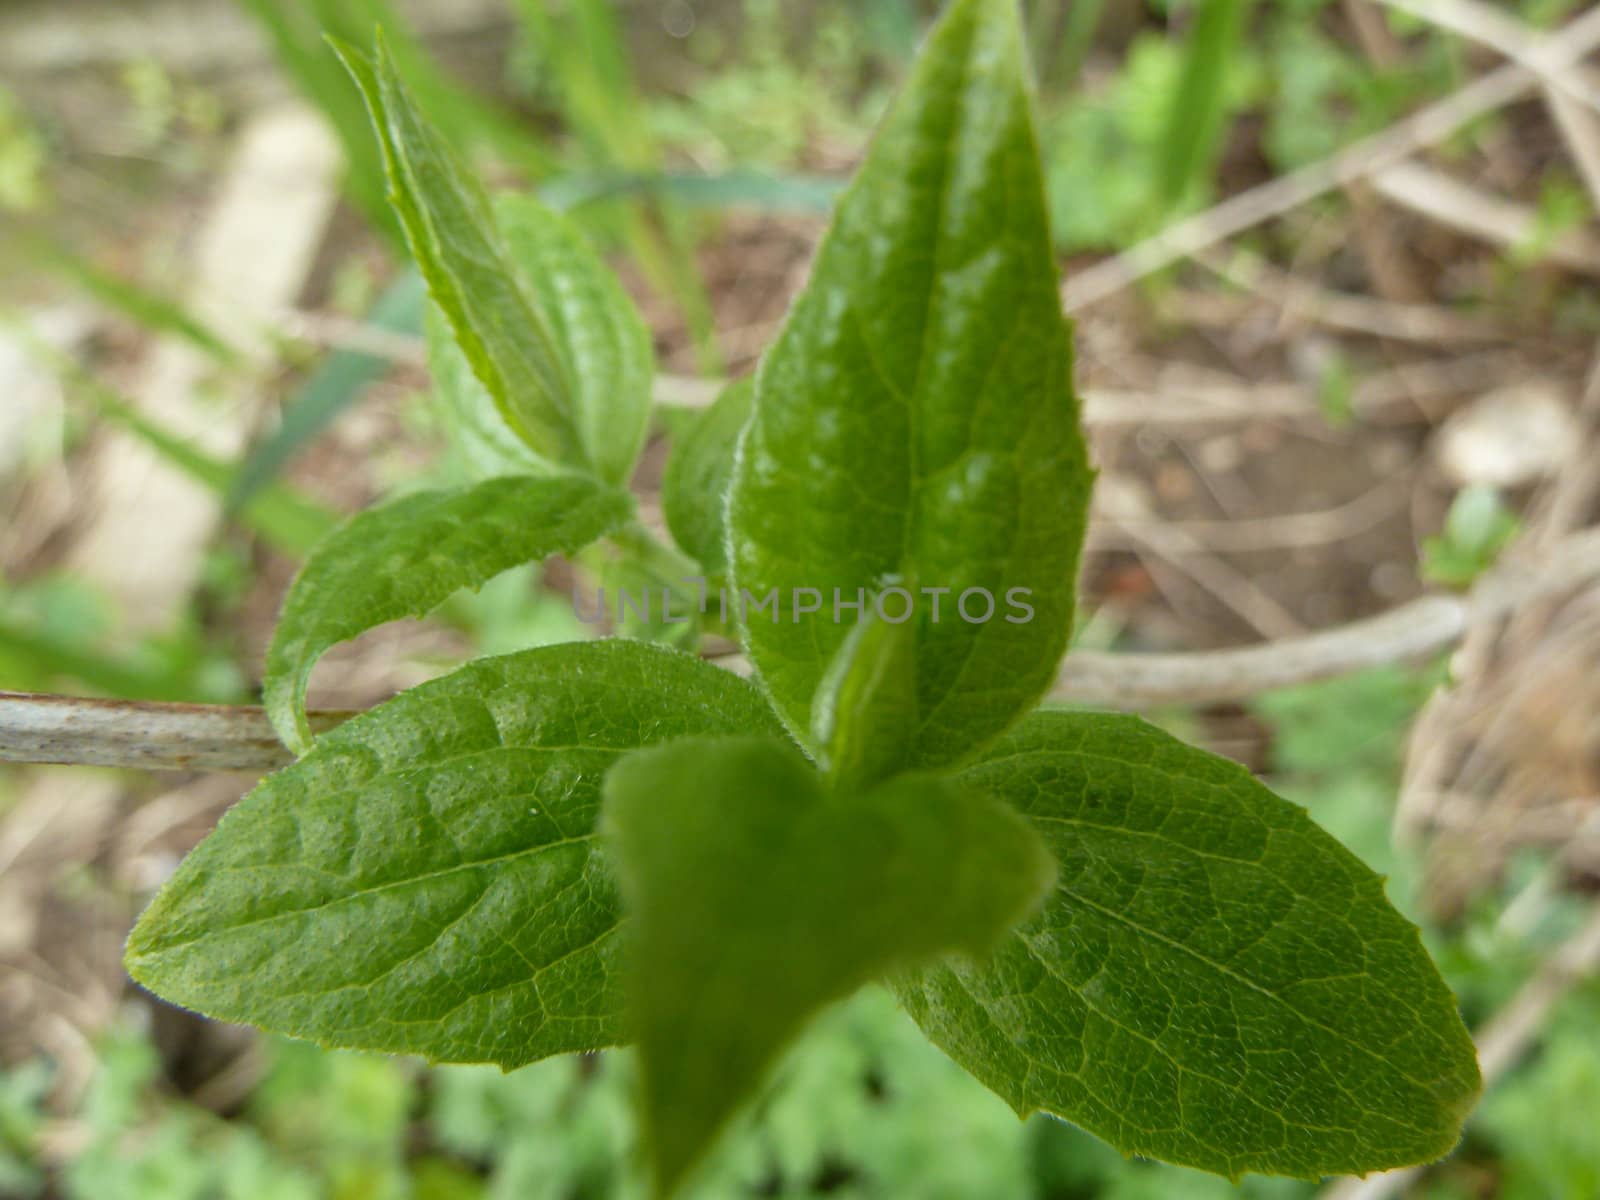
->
4;528;1599;774
1061;2;1600;311
1370;161;1600;274
1192;249;1509;342
1531;288;1600;547
1096;508;1308;641
1086;350;1527;426
278;311;429;368
1547;85;1600;206
1096;479;1407;553
1373;0;1600;212
1374;0;1600;115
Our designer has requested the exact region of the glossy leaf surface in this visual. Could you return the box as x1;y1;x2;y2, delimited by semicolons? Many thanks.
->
726;0;1092;769
662;377;753;575
130;642;782;1065
897;710;1482;1180
336;39;583;470
264;473;632;751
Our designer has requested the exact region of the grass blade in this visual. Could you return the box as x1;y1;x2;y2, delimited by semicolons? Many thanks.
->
1154;0;1251;213
21;234;239;363
226;270;426;516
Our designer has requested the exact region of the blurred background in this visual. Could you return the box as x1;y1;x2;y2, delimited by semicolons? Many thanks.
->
3;0;1600;1195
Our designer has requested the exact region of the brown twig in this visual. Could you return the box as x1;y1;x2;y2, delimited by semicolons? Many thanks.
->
1370;161;1600;273
1096;479;1407;553
5;529;1598;772
1373;0;1600;114
1377;0;1600;207
0;693;350;772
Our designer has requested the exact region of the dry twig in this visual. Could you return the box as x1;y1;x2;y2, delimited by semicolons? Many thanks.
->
1061;3;1600;309
5;529;1599;772
1371;161;1600;273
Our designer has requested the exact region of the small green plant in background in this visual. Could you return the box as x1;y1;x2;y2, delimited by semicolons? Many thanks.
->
0;85;48;214
122;2;1479;1195
1422;486;1521;588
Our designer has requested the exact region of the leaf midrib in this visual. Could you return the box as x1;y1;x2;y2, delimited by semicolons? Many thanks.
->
132;735;632;955
132;826;599;956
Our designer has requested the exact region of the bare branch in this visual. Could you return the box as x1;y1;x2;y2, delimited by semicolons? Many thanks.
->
1374;0;1600;114
5;530;1598;772
0;693;349;773
1053;595;1467;708
1371;161;1600;273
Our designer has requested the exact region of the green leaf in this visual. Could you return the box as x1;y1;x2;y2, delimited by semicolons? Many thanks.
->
661;377;753;574
896;710;1482;1180
127;640;782;1066
726;0;1092;770
1421;485;1519;588
810;612;918;790
333;38;585;472
495;193;654;486
263;474;633;752
425;304;545;481
602;735;1055;1196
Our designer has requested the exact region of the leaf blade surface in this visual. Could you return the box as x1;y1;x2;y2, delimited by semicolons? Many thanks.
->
726;0;1093;770
662;377;753;574
896;710;1482;1179
603;734;1055;1195
129;641;782;1067
335;39;583;469
264;473;632;752
496;193;654;485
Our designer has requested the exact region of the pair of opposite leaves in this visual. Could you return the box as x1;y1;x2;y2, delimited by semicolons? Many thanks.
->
125;0;1481;1195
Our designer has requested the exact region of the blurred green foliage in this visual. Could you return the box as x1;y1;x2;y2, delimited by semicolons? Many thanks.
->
1422;486;1521;588
0;86;48;213
1477;1005;1600;1200
5;667;1596;1197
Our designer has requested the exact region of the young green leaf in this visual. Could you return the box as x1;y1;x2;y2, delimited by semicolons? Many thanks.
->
496;193;654;486
810;612;918;789
426;304;547;480
896;710;1482;1180
1421;485;1519;588
264;474;632;752
726;0;1092;769
127;641;782;1067
333;38;584;472
661;376;753;574
602;735;1055;1197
